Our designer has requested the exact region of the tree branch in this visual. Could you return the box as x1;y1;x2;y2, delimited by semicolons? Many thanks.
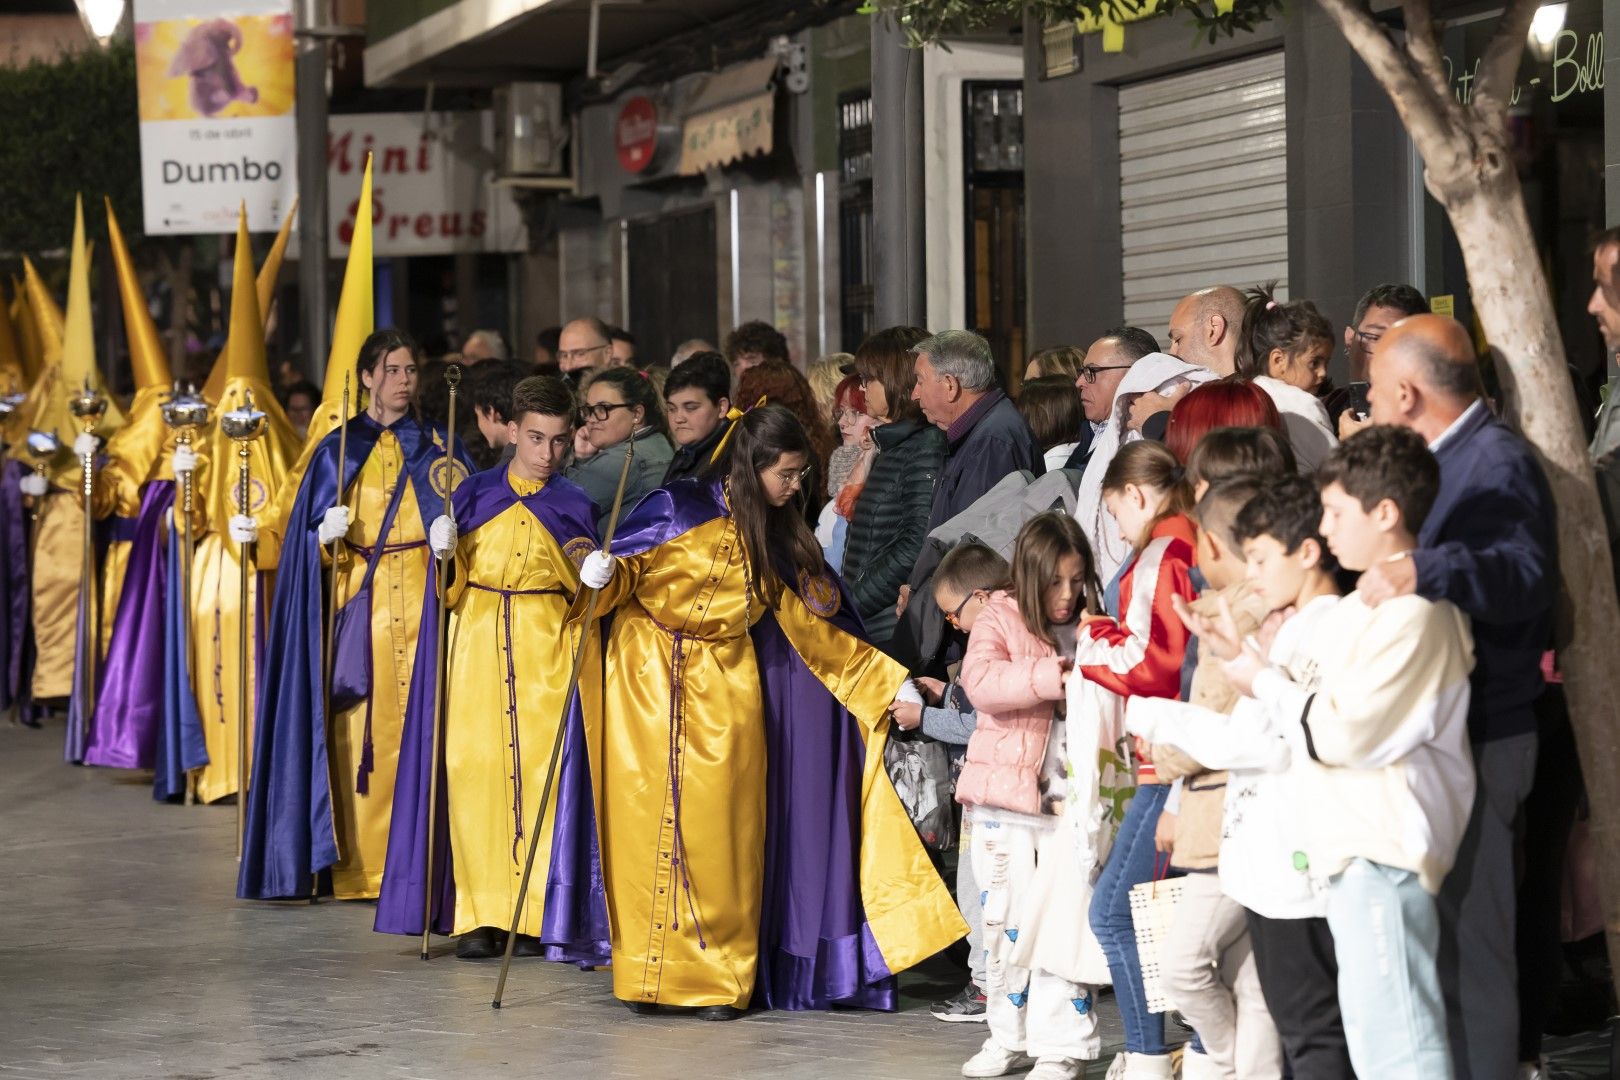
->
1313;0;1466;178
1473;0;1538;119
1400;0;1459;120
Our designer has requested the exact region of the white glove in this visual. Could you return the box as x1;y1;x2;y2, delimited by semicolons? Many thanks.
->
19;472;48;497
318;505;351;546
579;550;615;590
74;432;100;459
429;514;458;557
172;445;198;476
228;514;259;545
893;680;926;707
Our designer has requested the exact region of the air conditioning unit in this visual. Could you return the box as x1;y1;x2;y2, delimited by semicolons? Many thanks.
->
496;82;568;177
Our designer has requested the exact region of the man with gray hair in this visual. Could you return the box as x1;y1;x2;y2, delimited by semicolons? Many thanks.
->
912;329;1043;537
460;329;508;364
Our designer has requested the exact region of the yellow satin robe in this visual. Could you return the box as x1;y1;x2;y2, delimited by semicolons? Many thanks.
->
328;431;430;900
442;469;600;936
186;531;260;804
28;491;82;700
585;513;965;1010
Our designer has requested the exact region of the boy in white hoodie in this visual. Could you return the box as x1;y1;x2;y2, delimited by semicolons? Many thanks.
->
1222;426;1476;1079
1128;476;1351;1080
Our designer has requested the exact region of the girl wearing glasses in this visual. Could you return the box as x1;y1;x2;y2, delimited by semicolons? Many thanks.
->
564;367;672;528
572;404;965;1020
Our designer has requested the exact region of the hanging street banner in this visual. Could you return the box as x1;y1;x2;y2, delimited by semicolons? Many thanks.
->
133;0;298;235
326;112;528;257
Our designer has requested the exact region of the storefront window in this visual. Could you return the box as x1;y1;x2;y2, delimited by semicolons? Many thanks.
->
964;82;1027;384
1431;0;1605;404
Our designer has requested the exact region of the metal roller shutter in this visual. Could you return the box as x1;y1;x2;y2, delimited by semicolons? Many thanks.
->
1118;51;1288;334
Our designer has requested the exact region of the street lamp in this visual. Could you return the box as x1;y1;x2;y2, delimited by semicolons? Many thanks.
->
75;0;127;48
1528;3;1568;62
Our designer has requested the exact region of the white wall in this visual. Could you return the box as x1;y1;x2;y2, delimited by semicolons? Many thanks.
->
923;41;1023;332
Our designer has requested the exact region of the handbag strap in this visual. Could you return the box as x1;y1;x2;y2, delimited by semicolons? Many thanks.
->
352;465;411;594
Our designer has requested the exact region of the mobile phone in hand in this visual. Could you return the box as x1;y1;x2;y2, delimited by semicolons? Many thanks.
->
1346;381;1371;418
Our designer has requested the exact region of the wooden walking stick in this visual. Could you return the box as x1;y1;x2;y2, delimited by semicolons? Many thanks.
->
492;435;637;1009
69;381;108;739
221;391;267;860
421;363;461;960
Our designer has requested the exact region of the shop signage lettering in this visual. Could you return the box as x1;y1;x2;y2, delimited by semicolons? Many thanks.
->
324;112;526;256
1444;29;1602;106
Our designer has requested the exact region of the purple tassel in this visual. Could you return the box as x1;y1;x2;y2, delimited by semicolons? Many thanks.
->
356;699;375;795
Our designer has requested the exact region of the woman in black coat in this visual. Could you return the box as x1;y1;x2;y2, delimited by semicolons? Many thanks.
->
839;326;946;644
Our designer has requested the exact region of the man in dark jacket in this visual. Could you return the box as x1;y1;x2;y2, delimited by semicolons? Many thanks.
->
661;351;733;485
1355;314;1556;1080
891;330;1042;668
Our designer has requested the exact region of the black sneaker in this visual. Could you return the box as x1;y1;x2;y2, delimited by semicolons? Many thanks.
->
930;983;987;1023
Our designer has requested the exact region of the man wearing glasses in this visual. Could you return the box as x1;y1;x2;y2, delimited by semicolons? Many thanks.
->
1334;283;1429;437
555;317;614;381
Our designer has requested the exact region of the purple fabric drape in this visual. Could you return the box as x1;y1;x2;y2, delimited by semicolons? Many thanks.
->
0;460;29;714
85;481;174;769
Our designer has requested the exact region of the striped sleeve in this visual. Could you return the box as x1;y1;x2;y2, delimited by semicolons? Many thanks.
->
1075;535;1198;701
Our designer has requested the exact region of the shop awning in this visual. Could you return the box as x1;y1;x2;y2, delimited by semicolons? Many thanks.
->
676;56;777;175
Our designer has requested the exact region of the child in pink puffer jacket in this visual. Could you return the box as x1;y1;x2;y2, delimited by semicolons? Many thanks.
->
956;512;1107;1080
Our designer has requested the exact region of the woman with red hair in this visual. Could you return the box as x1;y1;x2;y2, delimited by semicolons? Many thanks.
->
1163;380;1284;464
816;375;880;572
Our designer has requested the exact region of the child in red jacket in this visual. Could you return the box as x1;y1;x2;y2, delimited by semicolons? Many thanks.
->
1079;441;1200;1080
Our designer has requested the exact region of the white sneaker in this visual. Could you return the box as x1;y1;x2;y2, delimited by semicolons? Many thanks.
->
1111;1053;1174;1079
1027;1057;1084;1080
962;1039;1035;1078
1177;1050;1224;1080
1105;1054;1127;1080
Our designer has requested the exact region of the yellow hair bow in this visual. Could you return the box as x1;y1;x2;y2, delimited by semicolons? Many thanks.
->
709;395;768;464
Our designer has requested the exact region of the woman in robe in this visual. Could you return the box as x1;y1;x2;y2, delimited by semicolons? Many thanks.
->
575;404;965;1019
240;329;470;902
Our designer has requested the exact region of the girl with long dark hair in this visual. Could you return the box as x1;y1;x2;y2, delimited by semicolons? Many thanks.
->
240;327;474;903
573;404;965;1019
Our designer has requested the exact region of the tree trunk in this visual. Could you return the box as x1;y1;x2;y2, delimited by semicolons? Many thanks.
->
167;243;192;379
1437;155;1620;985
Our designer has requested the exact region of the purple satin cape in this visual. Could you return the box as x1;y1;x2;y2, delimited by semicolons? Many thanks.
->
153;511;209;800
610;478;900;1011
374;466;609;967
85;481;173;769
0;460;28;715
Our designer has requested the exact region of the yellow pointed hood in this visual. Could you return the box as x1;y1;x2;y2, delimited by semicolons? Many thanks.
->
10;276;42;381
199;205;301;545
22;256;64;364
60;195;123;433
105;199;171;391
264;158;372;547
203;201;298;403
257;197;297;326
0;281;23;392
224;208;270;383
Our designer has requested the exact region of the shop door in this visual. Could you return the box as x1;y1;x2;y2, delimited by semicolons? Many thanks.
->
1118;52;1288;335
627;205;718;367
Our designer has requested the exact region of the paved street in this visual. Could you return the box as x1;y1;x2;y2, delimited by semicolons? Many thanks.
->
0;717;1111;1080
6;716;1613;1079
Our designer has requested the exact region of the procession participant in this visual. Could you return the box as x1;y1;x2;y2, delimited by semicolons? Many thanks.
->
171;211;300;803
240;328;471;903
0;280;32;717
82;201;180;770
376;375;608;964
574;404;966;1018
10;202;123;729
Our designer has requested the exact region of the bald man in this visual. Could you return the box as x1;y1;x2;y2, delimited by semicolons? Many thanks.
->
556;317;612;379
1359;313;1556;1080
1166;285;1245;376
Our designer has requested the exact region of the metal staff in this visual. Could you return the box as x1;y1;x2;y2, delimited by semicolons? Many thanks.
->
69;381;108;737
421;363;462;960
493;435;637;1009
23;430;58;525
161;384;210;805
322;377;352;751
222;391;267;860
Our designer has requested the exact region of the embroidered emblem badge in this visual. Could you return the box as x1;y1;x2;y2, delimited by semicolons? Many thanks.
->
430;458;470;498
798;569;840;617
564;537;595;568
